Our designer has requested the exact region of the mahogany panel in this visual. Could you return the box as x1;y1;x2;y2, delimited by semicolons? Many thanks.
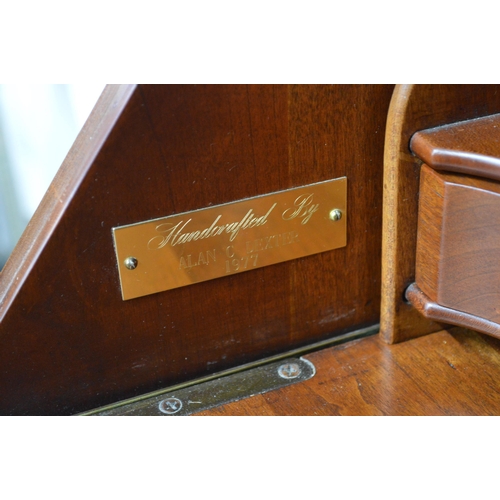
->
416;165;500;324
381;85;500;344
0;85;393;415
413;165;446;300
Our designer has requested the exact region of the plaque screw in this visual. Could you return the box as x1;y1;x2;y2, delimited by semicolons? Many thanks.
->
124;257;138;270
278;363;302;379
329;209;343;221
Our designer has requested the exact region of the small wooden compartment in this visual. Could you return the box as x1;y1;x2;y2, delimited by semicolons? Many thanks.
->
406;114;500;338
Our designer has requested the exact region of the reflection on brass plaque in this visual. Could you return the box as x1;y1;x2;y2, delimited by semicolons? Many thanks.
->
113;177;347;300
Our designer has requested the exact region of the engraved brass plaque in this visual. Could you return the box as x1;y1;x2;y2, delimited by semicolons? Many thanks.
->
113;177;347;300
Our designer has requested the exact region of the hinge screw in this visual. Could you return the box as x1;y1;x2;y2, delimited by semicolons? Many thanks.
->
158;397;183;415
278;363;302;379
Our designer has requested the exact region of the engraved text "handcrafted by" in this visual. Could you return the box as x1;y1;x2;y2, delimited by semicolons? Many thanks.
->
148;204;277;249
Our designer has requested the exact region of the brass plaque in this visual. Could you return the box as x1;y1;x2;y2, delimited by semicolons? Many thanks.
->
113;177;347;300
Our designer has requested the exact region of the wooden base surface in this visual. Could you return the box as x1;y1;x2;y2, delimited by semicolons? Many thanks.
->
198;329;500;415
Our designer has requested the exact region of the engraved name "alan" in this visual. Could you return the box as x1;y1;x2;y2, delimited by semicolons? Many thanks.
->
148;204;277;250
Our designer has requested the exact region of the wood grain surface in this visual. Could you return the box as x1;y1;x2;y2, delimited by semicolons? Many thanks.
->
381;85;500;344
404;114;500;337
406;284;500;339
411;113;500;181
198;328;500;416
0;85;393;415
416;166;500;326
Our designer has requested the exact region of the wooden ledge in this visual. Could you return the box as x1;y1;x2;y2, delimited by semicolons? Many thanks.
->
411;113;500;180
405;283;500;340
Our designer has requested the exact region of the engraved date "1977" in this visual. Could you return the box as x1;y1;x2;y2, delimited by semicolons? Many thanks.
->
224;245;258;274
225;253;259;274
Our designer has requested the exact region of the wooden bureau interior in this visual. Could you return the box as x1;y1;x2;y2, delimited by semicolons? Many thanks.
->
2;84;500;416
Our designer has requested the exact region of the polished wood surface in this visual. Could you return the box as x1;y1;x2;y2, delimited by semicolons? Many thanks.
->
406;284;500;339
413;165;446;300
0;85;135;322
0;85;393;415
415;166;500;331
405;114;500;338
411;113;500;181
198;328;500;416
381;85;500;344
